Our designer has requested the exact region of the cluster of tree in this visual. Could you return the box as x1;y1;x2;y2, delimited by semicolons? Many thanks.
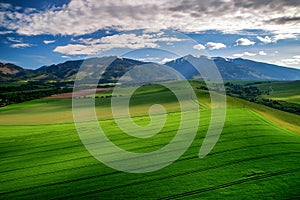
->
256;98;300;115
0;83;44;93
196;85;208;90
0;81;73;107
225;82;261;101
0;81;74;93
0;88;72;107
225;82;300;115
95;95;113;98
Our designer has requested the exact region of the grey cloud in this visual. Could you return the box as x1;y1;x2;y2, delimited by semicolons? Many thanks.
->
0;0;299;36
0;3;12;10
267;17;300;24
234;0;299;9
169;0;232;14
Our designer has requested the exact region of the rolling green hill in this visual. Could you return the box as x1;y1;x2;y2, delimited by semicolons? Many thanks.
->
0;84;299;199
254;81;300;104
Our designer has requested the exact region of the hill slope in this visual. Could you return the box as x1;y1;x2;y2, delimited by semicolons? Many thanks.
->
0;63;34;81
231;58;300;80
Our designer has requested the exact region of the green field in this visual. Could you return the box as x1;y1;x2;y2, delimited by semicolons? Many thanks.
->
0;84;300;199
254;81;300;104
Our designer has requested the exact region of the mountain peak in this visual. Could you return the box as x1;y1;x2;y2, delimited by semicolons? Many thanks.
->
183;54;196;59
182;54;210;60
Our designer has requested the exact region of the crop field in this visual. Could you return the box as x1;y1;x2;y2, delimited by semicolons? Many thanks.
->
0;84;300;199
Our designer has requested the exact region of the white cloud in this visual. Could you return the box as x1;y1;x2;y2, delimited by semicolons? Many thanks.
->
236;38;255;46
259;51;267;56
6;36;32;48
257;36;272;44
294;55;300;59
244;52;256;56
136;57;161;62
205;42;226;50
0;3;12;9
160;57;174;63
233;51;256;57
7;37;21;43
281;55;300;65
193;44;206;50
273;34;297;42
54;44;94;55
281;58;300;65
10;43;31;48
61;55;70;59
43;40;55;44
1;0;300;36
0;59;19;64
24;8;36;13
257;34;297;44
0;30;13;35
54;32;184;55
232;53;244;57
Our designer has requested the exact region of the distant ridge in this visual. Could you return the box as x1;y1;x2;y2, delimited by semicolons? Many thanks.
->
0;57;143;82
165;55;300;80
1;55;300;82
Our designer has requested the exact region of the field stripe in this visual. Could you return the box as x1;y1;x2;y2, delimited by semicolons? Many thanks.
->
158;168;300;199
1;141;299;183
1;151;298;198
1;134;298;175
0;124;287;165
0;132;294;174
52;152;300;199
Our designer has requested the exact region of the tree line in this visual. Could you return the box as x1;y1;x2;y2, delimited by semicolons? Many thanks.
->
0;81;72;107
225;82;300;115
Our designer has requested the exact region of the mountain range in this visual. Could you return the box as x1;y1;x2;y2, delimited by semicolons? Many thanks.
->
1;55;300;82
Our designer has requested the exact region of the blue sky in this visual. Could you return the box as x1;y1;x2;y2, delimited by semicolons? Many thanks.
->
0;0;299;69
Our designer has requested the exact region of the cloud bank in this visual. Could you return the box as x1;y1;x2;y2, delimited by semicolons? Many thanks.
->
233;51;256;57
0;0;299;36
54;32;185;55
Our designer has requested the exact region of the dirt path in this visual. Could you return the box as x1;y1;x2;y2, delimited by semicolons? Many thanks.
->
46;88;113;98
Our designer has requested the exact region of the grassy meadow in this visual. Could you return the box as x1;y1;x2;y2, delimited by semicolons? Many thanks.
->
255;81;300;104
0;83;299;199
